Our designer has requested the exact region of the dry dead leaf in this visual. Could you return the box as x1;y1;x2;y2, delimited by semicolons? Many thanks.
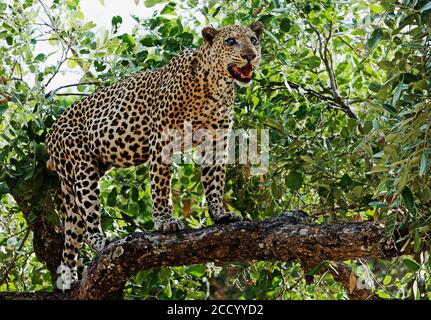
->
183;200;191;218
349;271;356;294
352;214;362;222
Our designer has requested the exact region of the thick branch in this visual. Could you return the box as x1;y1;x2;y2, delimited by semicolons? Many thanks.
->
73;212;396;299
0;211;401;300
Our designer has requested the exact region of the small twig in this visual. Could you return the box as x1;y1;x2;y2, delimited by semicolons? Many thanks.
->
55;93;90;97
265;81;351;115
45;82;99;98
37;0;96;81
297;8;364;132
44;47;71;89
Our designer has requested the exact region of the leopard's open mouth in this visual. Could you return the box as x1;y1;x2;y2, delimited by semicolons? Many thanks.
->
228;64;253;83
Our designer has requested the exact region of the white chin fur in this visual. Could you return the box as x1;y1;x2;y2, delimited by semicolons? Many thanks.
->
234;79;253;87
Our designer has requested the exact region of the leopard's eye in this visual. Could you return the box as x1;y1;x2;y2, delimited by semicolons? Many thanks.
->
225;38;236;46
250;36;258;45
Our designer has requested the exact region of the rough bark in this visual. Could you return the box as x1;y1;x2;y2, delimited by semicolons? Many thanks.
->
0;211;401;300
11;194;64;286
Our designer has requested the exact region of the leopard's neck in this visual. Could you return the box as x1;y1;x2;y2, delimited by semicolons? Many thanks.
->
194;44;234;94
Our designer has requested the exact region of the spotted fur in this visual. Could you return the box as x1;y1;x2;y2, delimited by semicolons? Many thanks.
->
45;22;263;284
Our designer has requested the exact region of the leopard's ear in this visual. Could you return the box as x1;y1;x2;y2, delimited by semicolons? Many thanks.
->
202;27;219;45
249;21;264;39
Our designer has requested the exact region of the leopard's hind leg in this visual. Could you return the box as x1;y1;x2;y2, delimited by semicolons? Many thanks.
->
57;179;86;290
74;161;108;252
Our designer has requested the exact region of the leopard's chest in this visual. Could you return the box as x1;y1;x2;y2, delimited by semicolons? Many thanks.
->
181;79;234;124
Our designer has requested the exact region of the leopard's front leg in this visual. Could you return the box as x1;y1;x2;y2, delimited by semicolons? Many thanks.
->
149;131;184;232
200;129;243;224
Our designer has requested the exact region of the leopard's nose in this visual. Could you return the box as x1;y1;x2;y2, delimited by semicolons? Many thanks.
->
241;52;256;62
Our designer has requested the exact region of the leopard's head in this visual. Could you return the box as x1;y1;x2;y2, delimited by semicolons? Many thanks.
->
202;22;264;86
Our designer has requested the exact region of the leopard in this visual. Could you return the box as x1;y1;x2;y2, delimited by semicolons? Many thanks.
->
45;22;264;286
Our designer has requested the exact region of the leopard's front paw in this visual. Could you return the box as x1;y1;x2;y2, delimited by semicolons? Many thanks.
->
213;211;243;224
154;217;184;232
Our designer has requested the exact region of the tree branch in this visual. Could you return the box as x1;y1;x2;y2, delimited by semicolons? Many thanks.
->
45;82;99;98
294;9;364;133
266;80;346;110
0;211;402;300
37;0;97;81
53;93;90;97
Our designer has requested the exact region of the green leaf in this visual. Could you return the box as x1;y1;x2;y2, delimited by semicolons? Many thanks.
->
368;83;381;92
414;79;429;90
34;53;46;62
383;103;397;114
186;290;205;300
0;182;11;194
131;187;139;202
377;60;394;70
271;181;282;198
302;55;321;68
385;213;397;236
111;15;123;32
5;36;13;46
134;271;147;285
65;0;79;9
186;265;206;277
419;152;428;176
94;60;106;72
158;268;171;281
107;188;117;207
121;33;136;49
420;2;431;12
401;186;415;217
285;171;303;191
67;58;78;69
212;6;222;17
368;201;387;208
0;104;8;116
308;262;325;275
401;73;420;84
163;280;172;298
279;18;291;32
263;118;283;131
367;28;384;50
376;290;391;299
144;0;166;7
339;174;353;189
414;230;421;252
403;258;420;272
161;3;175;15
392;83;408;107
383;275;392;285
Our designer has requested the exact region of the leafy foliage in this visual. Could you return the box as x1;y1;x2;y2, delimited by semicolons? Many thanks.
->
0;0;430;299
